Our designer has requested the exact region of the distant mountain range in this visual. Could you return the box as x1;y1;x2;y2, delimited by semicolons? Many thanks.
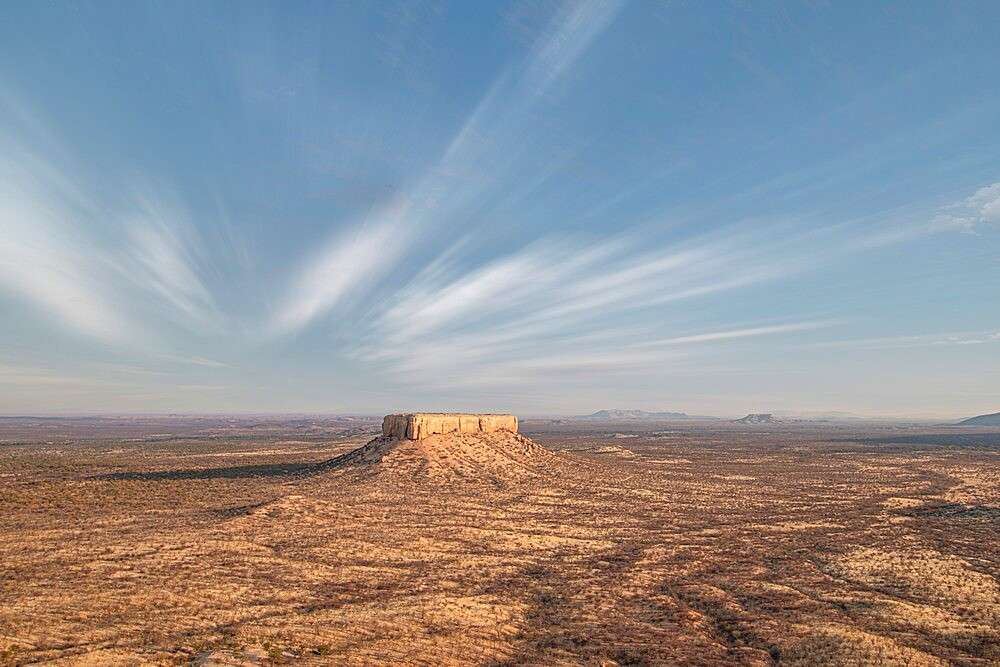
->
956;412;1000;426
733;413;782;424
576;409;718;421
0;415;108;422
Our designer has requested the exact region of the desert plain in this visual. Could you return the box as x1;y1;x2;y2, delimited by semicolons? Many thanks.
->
0;415;998;666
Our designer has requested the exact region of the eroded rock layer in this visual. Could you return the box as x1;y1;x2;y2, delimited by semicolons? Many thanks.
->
382;413;518;440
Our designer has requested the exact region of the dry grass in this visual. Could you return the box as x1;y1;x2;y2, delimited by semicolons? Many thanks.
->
0;418;998;665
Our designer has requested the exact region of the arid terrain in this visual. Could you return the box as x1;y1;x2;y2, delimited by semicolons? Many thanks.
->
1;416;998;666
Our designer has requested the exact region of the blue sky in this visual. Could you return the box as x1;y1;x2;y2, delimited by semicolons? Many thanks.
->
1;1;998;417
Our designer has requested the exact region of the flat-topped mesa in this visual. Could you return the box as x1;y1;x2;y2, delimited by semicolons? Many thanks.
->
382;413;518;440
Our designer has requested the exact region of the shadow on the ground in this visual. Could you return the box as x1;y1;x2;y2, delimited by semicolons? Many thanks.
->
92;461;330;481
832;433;1000;448
911;503;1000;520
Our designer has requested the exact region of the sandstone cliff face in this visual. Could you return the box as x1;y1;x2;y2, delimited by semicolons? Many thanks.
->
382;413;518;440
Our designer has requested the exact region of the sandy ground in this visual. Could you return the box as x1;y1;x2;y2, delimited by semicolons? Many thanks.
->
0;418;998;666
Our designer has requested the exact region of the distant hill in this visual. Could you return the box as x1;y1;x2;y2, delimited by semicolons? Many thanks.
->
734;413;782;424
577;409;717;421
956;412;1000;426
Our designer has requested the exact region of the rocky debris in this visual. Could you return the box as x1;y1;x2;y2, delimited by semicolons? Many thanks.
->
734;413;782;424
382;413;518;440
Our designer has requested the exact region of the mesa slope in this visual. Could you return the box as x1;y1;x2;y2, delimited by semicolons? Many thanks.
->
326;413;557;486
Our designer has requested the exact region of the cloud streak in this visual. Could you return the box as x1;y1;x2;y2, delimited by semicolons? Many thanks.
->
270;218;404;338
0;101;224;346
935;182;1000;232
800;331;1000;350
0;145;136;342
271;0;625;337
856;181;1000;247
351;229;839;389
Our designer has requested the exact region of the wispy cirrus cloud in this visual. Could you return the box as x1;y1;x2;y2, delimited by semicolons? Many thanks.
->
350;228;838;388
800;331;1000;350
525;0;624;92
0;147;137;342
151;353;230;368
117;196;222;334
271;0;625;338
931;182;1000;233
358;319;835;390
645;322;837;347
0;98;223;346
269;216;405;339
847;181;1000;249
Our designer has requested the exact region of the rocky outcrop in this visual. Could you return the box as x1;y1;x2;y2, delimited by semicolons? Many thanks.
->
328;414;550;485
382;413;518;440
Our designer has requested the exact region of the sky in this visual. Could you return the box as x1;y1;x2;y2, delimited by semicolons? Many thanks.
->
1;1;998;418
